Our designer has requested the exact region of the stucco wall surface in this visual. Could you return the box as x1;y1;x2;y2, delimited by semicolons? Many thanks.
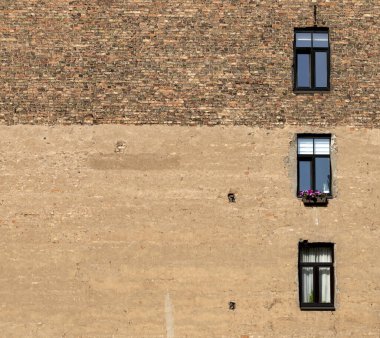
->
0;125;378;337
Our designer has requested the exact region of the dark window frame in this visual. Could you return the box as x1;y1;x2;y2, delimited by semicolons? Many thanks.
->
298;241;335;311
294;27;330;91
297;134;332;197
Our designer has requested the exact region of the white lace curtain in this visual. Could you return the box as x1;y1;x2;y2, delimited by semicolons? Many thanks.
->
301;247;332;263
301;247;332;303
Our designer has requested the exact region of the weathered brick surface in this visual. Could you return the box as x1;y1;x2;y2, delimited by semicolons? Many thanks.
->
0;1;379;126
0;125;378;337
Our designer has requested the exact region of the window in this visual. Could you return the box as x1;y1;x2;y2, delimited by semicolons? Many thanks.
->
299;242;335;310
294;28;330;91
297;135;331;196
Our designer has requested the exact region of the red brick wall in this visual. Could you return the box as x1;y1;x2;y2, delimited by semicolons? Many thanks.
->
0;0;379;126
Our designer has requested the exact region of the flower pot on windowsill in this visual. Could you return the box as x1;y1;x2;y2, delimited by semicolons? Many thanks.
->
298;190;328;206
301;196;328;205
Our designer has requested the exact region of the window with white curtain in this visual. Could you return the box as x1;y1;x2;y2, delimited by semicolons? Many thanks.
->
298;242;335;310
297;134;332;195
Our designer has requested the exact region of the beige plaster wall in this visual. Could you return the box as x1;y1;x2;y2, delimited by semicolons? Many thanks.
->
0;126;378;337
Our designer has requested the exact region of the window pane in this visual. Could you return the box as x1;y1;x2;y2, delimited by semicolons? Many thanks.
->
301;247;332;263
319;267;331;303
302;267;314;303
315;157;331;193
299;160;312;192
298;138;313;154
314;138;330;154
296;33;312;47
315;52;328;88
297;54;311;88
313;33;329;47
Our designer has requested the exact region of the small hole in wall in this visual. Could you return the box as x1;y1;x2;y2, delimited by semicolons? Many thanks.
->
228;193;236;203
83;114;95;125
115;140;127;153
229;301;236;310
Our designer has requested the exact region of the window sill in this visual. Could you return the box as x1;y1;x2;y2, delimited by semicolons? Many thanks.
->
297;195;333;200
300;306;335;311
293;89;330;94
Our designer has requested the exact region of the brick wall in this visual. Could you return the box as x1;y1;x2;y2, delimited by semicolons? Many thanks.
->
0;0;379;126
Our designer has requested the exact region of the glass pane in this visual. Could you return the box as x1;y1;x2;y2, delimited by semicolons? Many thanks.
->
319;267;331;303
315;52;328;88
296;33;312;47
301;247;332;263
298;138;313;154
315;157;331;193
297;54;311;88
302;267;314;303
314;138;330;154
299;160;312;192
313;33;329;47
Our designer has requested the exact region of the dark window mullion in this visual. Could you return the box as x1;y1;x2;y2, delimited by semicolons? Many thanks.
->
314;266;319;304
312;46;329;51
310;157;314;191
311;156;316;191
311;51;315;89
314;155;330;158
327;49;331;89
296;47;315;51
298;263;303;306
309;51;313;88
294;51;298;89
312;139;315;190
330;266;335;305
300;262;333;267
